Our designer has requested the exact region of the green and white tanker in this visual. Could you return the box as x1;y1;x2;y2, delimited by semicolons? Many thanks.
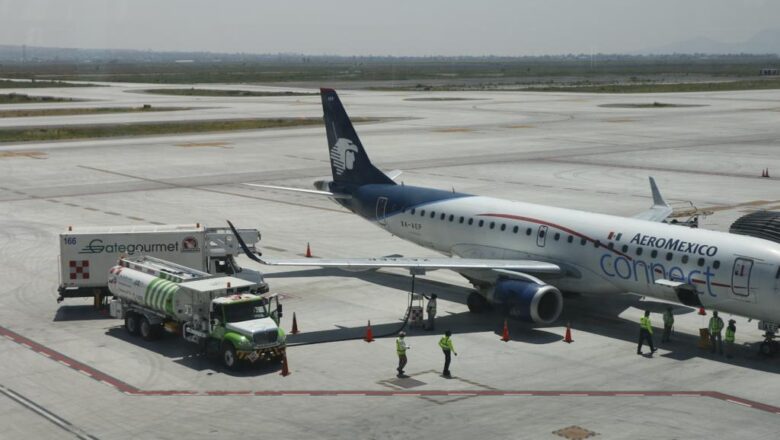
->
108;256;285;369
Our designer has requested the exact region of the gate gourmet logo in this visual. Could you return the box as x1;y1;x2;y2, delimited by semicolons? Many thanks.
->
79;238;179;255
181;236;199;252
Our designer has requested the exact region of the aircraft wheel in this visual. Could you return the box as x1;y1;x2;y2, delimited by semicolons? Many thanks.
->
759;341;778;357
467;292;488;313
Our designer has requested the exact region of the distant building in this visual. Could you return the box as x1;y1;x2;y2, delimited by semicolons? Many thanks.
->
760;68;779;76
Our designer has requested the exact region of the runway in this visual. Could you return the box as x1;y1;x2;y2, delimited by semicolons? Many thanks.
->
0;82;778;439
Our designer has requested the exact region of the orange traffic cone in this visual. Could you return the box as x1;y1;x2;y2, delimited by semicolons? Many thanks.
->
563;322;573;343
291;312;300;335
305;243;312;258
501;319;510;342
698;307;706;316
364;320;374;342
280;350;290;377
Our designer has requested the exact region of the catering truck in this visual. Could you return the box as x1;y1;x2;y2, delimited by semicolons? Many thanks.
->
58;223;267;303
108;256;285;369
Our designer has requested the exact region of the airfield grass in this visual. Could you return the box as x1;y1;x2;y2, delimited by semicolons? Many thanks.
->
0;79;96;88
139;88;318;97
0;106;188;118
0;93;75;104
0;117;379;143
524;78;780;93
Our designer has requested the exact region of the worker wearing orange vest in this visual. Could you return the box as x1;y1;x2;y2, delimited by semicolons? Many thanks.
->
637;310;657;355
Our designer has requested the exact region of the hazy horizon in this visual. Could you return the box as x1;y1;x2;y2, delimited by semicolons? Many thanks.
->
2;0;779;56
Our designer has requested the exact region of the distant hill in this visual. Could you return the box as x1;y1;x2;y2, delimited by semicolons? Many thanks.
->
643;29;780;55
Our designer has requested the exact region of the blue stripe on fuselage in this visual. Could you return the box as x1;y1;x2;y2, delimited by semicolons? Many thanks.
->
336;184;472;221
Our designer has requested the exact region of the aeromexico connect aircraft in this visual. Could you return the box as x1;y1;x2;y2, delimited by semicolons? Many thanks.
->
231;88;780;340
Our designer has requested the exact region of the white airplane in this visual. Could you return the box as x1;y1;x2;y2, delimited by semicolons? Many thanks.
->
229;88;780;354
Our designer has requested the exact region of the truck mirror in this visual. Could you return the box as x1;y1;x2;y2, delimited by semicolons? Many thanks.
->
277;304;283;318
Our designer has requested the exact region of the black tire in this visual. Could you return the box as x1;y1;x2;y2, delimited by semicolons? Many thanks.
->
760;341;778;357
222;343;238;370
467;292;488;313
124;313;140;336
139;316;160;341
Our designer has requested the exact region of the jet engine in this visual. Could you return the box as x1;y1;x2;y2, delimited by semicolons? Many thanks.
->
492;279;563;325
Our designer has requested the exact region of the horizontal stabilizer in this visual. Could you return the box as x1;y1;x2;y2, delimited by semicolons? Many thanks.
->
244;183;352;199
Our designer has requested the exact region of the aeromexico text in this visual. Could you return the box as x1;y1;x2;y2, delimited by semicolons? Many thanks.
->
629;234;718;257
79;239;179;255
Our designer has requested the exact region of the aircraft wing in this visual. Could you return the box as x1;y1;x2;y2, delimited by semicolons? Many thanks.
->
258;256;562;273
244;183;352;199
633;177;673;222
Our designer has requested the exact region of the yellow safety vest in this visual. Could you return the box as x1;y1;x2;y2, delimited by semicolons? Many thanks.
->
396;337;407;355
709;317;724;334
640;316;653;334
725;327;735;343
439;336;456;354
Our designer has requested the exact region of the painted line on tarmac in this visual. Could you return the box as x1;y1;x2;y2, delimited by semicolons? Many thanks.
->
1;324;779;415
0;384;99;440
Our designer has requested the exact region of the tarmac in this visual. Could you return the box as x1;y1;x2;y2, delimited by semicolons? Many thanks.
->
0;82;779;439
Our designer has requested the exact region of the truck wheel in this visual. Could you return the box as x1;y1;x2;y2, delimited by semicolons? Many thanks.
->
124;313;140;336
222;343;238;370
139;317;160;341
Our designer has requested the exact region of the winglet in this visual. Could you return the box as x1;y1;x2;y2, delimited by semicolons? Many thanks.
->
649;177;668;207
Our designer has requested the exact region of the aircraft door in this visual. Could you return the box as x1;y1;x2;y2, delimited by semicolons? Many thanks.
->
536;225;548;247
376;197;388;225
731;257;755;301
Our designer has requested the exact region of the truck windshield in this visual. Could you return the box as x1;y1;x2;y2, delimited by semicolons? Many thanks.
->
222;302;268;323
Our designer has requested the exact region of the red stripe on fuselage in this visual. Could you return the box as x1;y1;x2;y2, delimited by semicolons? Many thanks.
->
479;213;633;260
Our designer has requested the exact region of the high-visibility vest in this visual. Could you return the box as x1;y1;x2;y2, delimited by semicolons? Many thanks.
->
725;327;736;343
709;317;724;334
640;316;653;334
439;336;456;354
396;338;407;355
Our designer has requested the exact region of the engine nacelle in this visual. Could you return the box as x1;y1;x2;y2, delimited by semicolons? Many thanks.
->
492;279;563;324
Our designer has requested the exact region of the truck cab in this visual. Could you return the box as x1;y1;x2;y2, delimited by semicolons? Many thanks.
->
209;293;285;367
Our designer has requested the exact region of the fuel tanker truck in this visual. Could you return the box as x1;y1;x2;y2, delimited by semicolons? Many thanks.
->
107;256;286;369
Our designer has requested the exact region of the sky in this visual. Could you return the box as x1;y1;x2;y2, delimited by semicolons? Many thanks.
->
1;0;778;56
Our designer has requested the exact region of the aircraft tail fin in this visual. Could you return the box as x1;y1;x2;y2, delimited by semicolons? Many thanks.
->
320;88;395;187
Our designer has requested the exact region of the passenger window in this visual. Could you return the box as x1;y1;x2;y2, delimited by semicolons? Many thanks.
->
665;252;673;261
478;220;484;227
622;244;628;252
500;224;506;231
607;242;614;250
420;210;425;217
580;238;587;246
594;240;601;248
459;216;464;224
714;261;721;270
468;218;473;225
636;247;642;256
411;208;415;215
682;255;689;264
554;233;560;241
513;226;519;233
776;266;780;278
697;258;705;267
430;211;436;218
489;222;495;229
539;230;545;237
567;235;573;243
651;250;658;258
440;213;446;220
526;228;532;236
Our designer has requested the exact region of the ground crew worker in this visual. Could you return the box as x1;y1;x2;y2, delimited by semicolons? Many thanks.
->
662;306;674;342
396;331;409;377
637;310;657;355
426;294;437;331
725;319;736;358
439;330;457;377
709;311;725;355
